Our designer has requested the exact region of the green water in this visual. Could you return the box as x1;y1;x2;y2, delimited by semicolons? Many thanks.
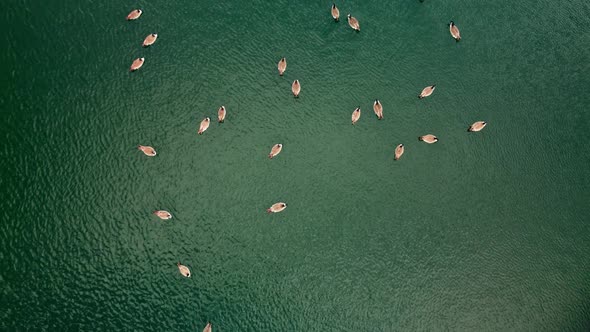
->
2;0;590;330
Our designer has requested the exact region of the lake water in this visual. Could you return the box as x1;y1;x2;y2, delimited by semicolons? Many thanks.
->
1;0;589;330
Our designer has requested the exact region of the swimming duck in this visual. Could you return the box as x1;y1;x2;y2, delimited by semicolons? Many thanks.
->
373;100;383;120
269;144;283;159
351;107;361;125
347;14;360;31
138;145;156;157
418;134;438;143
153;210;172;220
418;85;436;99
218;106;226;123
468;121;487;132
292;80;301;97
143;33;158;47
267;202;287;213
126;9;142;20
198;117;210;135
278;58;287;76
130;57;144;71
331;4;340;22
449;21;461;41
177;262;191;277
394;144;404;160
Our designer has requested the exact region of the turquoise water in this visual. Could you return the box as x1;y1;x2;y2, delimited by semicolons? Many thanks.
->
1;0;589;330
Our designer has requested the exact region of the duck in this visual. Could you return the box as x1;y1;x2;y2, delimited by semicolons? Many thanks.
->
218;106;226;123
418;134;438;144
468;121;487;132
394;144;404;160
267;202;287;213
418;85;436;99
153;210;172;220
331;3;340;22
278;58;287;76
138;145;156;157
351;107;361;125
292;80;301;97
143;33;158;47
198;117;210;135
269;144;283;159
126;9;142;20
203;323;212;332
449;21;461;41
347;14;360;31
373;100;383;120
129;58;145;72
177;262;191;278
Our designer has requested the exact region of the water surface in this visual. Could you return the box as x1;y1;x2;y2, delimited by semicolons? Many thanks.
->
1;0;589;330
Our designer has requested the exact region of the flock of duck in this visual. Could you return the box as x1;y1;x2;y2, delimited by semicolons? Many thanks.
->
126;4;487;330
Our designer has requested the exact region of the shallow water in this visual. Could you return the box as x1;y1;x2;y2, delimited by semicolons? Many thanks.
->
1;0;589;330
